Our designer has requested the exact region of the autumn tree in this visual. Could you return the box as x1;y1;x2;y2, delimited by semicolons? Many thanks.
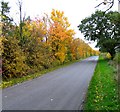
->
21;18;54;71
1;5;96;80
48;9;75;63
70;38;83;60
2;36;29;79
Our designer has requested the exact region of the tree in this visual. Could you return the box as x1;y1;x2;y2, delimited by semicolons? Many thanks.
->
2;36;29;79
17;0;27;45
48;9;75;63
0;1;13;36
78;11;120;59
17;0;23;39
23;17;55;70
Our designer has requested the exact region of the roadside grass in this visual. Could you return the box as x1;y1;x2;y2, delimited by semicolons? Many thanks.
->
84;56;119;111
1;58;83;89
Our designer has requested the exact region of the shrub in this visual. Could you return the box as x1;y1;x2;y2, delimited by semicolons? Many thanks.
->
2;36;29;79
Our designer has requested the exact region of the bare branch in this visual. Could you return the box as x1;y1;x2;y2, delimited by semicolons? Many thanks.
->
95;2;104;8
95;0;116;12
105;1;114;12
105;0;114;12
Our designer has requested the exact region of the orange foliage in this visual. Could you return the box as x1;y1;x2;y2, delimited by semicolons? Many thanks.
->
48;9;75;63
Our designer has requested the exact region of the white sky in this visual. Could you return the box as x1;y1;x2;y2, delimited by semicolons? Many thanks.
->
3;0;118;50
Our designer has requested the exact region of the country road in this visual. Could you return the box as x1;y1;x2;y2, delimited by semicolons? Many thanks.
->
2;56;99;110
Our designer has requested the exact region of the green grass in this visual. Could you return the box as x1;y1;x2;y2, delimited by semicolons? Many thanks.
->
1;58;83;89
84;56;119;111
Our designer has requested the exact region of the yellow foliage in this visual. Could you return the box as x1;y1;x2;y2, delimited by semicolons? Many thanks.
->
51;9;70;28
0;36;3;57
23;18;47;42
55;52;65;63
2;36;29;79
2;9;98;80
106;53;111;59
48;11;74;62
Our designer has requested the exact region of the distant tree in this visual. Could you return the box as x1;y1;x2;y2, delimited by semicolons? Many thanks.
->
78;11;120;59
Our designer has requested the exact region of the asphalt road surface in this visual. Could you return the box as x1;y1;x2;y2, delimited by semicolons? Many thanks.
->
2;56;99;110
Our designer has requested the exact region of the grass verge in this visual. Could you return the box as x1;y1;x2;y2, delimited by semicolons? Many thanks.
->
1;58;82;89
84;56;119;111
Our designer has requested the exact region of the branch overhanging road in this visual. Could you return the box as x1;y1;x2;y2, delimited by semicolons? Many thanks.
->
2;56;99;110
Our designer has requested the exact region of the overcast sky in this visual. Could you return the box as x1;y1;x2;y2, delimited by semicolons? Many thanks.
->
3;0;118;50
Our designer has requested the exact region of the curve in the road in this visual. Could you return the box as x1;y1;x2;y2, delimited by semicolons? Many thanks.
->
2;56;99;110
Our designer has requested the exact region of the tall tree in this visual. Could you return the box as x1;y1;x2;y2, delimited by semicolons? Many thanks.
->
17;0;26;43
0;1;13;36
48;9;75;63
78;11;120;59
17;0;23;39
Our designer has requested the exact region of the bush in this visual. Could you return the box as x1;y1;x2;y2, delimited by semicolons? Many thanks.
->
24;37;53;72
2;36;29;79
51;58;61;67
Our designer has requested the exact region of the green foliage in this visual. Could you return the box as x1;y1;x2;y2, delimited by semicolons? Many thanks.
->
0;1;13;36
78;11;120;59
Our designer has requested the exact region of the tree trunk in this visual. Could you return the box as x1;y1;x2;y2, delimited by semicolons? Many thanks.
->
109;50;115;60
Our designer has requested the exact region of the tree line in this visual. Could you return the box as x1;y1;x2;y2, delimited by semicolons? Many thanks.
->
0;1;99;80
